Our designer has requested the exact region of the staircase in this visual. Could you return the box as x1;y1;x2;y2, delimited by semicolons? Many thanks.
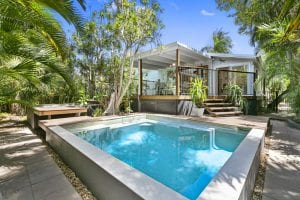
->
204;98;243;117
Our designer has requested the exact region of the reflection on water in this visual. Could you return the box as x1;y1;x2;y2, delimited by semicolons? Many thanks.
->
75;121;247;200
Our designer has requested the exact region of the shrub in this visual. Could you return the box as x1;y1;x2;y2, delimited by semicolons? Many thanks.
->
225;83;244;107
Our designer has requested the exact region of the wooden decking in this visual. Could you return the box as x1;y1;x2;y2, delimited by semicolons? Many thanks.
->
33;105;87;117
27;104;87;129
204;99;243;117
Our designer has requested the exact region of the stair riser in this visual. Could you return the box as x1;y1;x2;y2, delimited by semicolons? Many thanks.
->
210;113;242;117
205;100;225;103
204;104;232;107
208;108;238;112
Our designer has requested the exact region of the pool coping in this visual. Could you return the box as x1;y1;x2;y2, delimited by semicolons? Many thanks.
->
40;114;266;200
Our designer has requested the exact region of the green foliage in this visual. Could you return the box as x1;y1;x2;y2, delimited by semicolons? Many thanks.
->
0;0;86;59
0;112;10;120
0;0;85;112
201;29;233;53
120;96;133;113
189;78;207;107
70;0;163;115
78;89;89;105
289;85;300;117
225;83;243;107
93;108;103;117
98;0;163;114
268;77;289;94
216;0;300;113
71;15;108;98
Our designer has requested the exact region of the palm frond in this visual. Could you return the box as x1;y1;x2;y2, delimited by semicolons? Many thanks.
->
0;0;68;58
34;0;86;31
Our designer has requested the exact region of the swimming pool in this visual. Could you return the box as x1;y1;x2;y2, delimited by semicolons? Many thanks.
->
74;120;247;199
42;114;265;200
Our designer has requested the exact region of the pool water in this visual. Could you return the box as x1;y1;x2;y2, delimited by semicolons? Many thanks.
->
75;120;247;199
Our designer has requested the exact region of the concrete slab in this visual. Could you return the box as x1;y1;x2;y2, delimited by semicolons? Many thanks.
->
0;120;82;200
263;120;300;200
32;174;82;200
0;185;34;200
39;113;268;131
27;158;62;184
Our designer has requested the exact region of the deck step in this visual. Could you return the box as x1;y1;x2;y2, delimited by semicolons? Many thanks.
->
204;102;232;107
204;99;225;103
206;106;238;112
210;111;243;117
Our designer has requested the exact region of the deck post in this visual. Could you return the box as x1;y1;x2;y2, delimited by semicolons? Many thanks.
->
208;59;214;96
176;49;180;95
138;59;143;112
247;63;254;95
139;59;143;96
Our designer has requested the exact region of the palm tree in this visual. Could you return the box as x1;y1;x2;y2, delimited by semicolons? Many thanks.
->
201;29;233;53
0;0;86;107
0;0;86;59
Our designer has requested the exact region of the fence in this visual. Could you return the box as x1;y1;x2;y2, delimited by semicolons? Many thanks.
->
179;66;256;96
139;66;256;96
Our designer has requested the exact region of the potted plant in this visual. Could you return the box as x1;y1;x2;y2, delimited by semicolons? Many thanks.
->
189;77;207;117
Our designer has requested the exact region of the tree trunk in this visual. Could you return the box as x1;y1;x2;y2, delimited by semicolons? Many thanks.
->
104;92;116;115
104;56;134;115
11;92;22;115
267;86;290;112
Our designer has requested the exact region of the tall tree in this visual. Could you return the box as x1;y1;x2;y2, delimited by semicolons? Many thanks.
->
100;0;163;114
201;29;233;53
216;0;300;112
72;13;108;99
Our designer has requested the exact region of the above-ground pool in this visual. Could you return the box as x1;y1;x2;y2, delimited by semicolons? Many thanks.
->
66;117;248;199
75;120;247;199
43;114;265;200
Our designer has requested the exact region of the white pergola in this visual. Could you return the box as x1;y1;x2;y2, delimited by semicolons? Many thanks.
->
134;42;257;97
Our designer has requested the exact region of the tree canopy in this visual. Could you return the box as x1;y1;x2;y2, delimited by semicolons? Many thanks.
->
216;0;300;114
201;29;233;53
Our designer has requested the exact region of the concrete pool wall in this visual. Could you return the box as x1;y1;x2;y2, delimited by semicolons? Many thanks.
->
41;114;266;200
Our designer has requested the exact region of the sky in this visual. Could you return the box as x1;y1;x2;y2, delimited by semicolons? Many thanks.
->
60;0;255;55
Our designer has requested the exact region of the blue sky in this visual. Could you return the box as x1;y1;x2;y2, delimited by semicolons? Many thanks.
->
61;0;254;54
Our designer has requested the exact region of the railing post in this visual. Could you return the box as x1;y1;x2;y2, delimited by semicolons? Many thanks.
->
253;70;257;96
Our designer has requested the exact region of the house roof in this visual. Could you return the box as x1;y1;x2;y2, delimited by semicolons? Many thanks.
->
207;53;257;69
207;53;257;60
134;42;257;69
134;42;211;69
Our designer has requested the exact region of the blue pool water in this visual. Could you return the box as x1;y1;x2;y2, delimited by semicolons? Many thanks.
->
75;120;248;199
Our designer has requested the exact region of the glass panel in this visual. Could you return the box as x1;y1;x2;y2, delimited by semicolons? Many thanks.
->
142;67;176;95
218;67;253;95
180;67;208;95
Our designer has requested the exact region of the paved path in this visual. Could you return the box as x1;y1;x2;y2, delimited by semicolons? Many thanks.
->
0;119;82;200
263;120;300;200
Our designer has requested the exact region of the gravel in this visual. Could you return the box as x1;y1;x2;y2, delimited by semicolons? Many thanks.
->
251;135;270;200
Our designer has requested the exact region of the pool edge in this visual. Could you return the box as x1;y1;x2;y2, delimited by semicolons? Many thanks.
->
199;128;265;200
41;114;266;200
43;115;187;200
